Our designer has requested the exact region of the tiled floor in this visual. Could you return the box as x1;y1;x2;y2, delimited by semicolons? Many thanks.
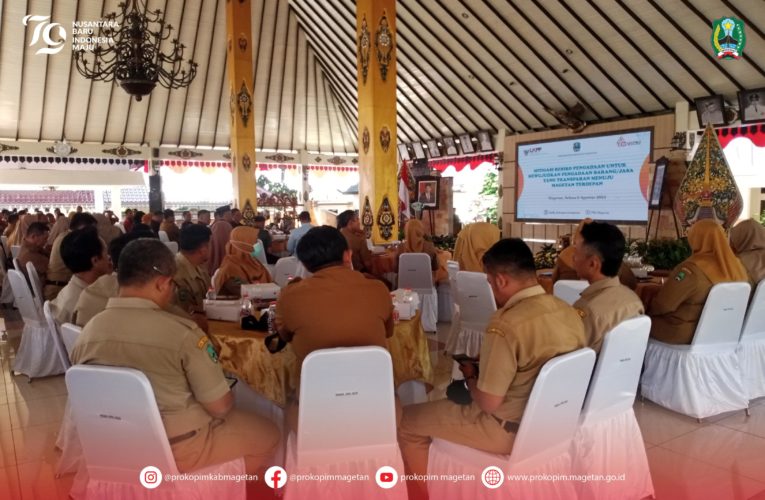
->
1;309;765;499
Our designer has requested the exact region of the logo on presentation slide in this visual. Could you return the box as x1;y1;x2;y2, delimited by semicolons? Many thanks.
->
617;136;641;148
22;15;66;55
481;466;504;489
573;142;581;152
265;466;287;489
523;146;542;156
375;466;399;488
139;466;163;489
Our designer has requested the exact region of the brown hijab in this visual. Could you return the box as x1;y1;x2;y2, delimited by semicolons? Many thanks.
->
8;214;36;246
94;213;121;246
729;219;765;283
453;222;501;272
215;226;272;293
402;219;427;253
686;219;748;284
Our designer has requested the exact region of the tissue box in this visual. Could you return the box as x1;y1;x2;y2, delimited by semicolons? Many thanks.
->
241;283;281;300
394;301;415;320
204;300;240;322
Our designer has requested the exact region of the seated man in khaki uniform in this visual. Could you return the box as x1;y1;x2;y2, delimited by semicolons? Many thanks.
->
173;224;212;332
398;238;586;499
572;222;644;353
44;213;97;300
17;222;50;282
159;209;181;242
51;227;112;325
71;238;279;478
276;225;395;431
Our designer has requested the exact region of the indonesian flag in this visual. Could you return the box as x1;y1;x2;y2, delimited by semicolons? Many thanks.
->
399;160;411;223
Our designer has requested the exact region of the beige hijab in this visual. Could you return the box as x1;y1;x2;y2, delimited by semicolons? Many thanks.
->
8;214;36;246
686;219;748;284
730;218;765;282
402;219;426;253
94;214;122;246
453;222;501;272
47;216;70;246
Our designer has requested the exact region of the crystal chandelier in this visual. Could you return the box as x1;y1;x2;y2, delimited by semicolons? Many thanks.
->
73;0;197;101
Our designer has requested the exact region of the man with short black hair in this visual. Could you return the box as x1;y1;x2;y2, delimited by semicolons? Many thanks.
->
573;222;644;353
276;226;394;431
174;224;212;330
253;215;278;264
287;211;314;256
181;210;193;229
398;238;586;498
72;238;280;478
196;209;211;226
337;209;373;273
18;222;50;282
51;227;112;324
45;212;98;300
160;208;180;242
230;208;243;227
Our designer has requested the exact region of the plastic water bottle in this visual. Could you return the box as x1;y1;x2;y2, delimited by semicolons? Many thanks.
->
206;287;217;300
240;294;252;318
267;302;278;335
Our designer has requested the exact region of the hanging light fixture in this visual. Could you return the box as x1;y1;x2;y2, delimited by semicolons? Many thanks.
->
73;0;197;101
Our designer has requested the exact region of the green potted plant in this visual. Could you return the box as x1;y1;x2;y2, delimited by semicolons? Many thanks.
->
643;238;691;273
534;243;558;270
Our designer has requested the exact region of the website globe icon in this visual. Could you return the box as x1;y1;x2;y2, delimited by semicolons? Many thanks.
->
481;466;504;489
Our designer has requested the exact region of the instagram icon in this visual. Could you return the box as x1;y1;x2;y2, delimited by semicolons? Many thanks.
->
139;466;163;489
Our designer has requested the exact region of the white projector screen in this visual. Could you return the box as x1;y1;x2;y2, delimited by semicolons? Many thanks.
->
515;128;653;224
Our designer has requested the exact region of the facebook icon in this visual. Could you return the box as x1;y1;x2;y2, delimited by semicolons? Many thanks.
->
265;466;287;489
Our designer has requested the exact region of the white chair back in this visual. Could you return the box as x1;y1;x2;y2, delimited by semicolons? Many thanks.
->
253;240;269;267
297;347;398;467
692;282;751;347
741;279;765;341
510;347;596;467
294;260;312;279
157;230;170;243
455;271;496;331
581;316;650;422
446;260;459;281
43;301;72;369
164;241;179;253
65;365;179;483
0;235;8;255
273;256;299;287
553;279;589;306
7;269;42;322
13;258;22;273
10;245;20;259
25;261;44;307
60;323;82;358
398;253;434;291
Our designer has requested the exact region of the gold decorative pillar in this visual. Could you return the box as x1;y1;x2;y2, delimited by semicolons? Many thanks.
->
356;0;398;243
225;0;258;225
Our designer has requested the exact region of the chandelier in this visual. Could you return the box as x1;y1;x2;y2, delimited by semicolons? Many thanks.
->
73;0;197;101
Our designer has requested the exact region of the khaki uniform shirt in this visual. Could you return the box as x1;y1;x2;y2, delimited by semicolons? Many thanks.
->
160;221;181;243
71;297;229;438
477;285;586;423
51;275;89;325
17;242;49;280
276;266;393;383
74;273;119;327
44;231;72;300
173;253;211;315
649;261;713;344
573;277;645;353
340;228;373;273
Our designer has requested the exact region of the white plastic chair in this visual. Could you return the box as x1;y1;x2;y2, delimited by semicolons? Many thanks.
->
43;301;72;370
163;241;178;253
293;260;312;279
428;348;596;500
738;279;765;400
273;256;299;288
7;270;66;379
25;261;44;308
10;245;20;259
641;282;751;419
553;279;589;306
285;347;406;500
157;230;170;243
13;258;22;273
398;253;437;332
65;365;246;499
60;323;83;359
0;235;8;256
573;316;653;500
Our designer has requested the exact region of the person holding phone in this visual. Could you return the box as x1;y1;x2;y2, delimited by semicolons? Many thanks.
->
398;238;586;499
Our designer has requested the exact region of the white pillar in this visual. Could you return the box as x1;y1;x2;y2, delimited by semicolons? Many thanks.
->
94;189;104;213
111;186;122;217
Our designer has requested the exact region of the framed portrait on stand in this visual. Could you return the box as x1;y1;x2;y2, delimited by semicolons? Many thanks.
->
416;177;440;210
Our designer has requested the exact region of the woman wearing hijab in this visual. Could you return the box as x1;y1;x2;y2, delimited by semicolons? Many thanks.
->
94;213;122;247
453;222;500;273
730;218;765;284
47;215;70;248
3;213;19;238
215;226;272;296
649;219;749;344
8;214;36;247
396;219;438;272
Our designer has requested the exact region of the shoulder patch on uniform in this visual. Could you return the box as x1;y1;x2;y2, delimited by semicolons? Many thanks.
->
575;308;586;318
197;336;219;363
675;269;689;281
486;327;506;337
